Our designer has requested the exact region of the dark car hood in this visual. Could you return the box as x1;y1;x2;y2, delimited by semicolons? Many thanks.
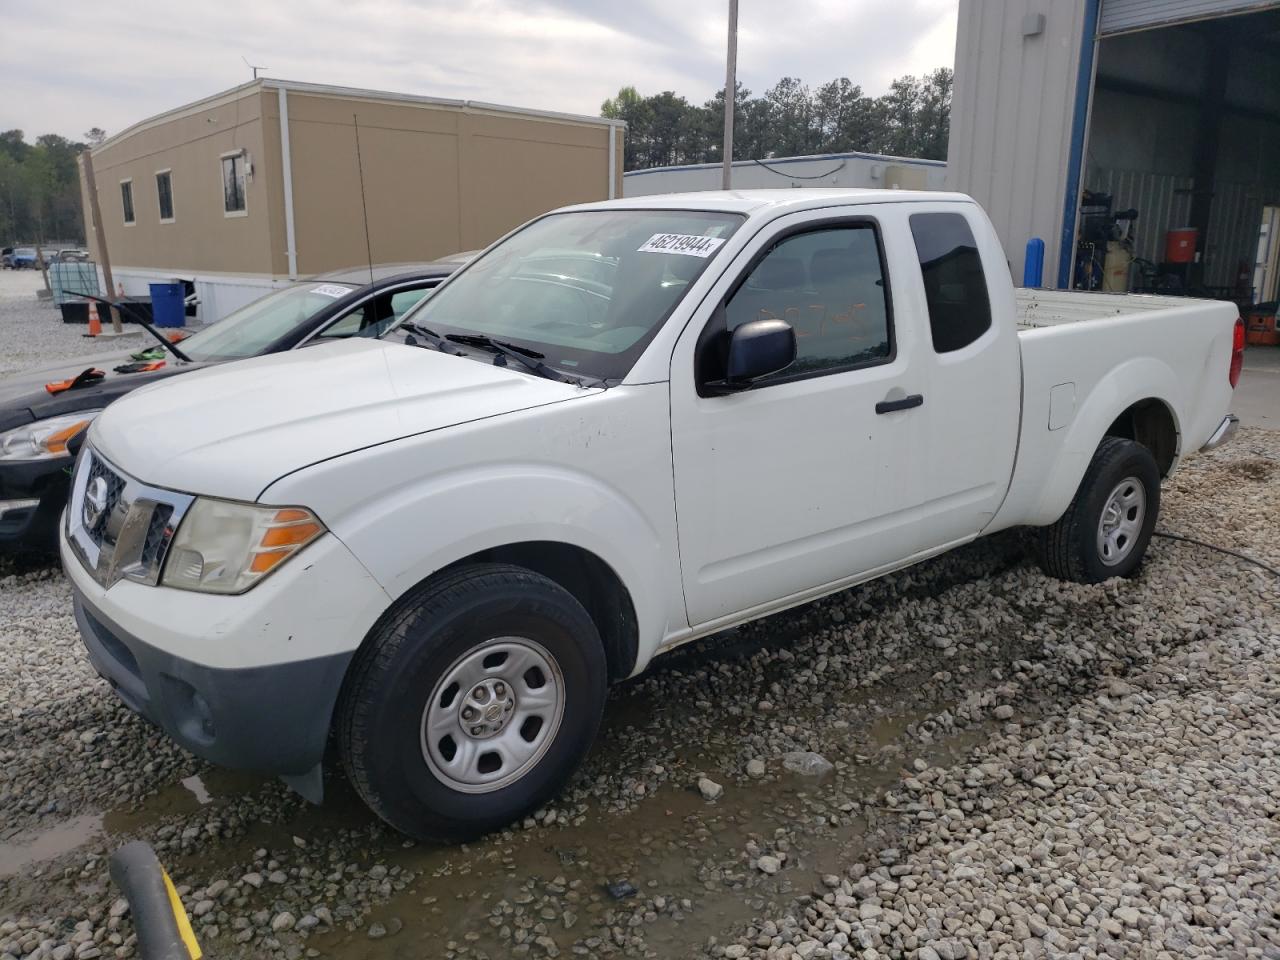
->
0;352;215;431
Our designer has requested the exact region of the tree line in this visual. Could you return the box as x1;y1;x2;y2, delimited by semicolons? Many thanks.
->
0;127;105;246
601;68;952;171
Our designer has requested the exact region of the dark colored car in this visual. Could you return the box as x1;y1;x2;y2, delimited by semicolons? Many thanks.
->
0;261;462;553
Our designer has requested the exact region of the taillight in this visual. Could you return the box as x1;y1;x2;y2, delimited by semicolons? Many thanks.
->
1228;317;1245;389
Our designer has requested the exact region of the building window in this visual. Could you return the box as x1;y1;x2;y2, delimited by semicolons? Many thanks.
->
909;212;992;354
120;180;134;225
156;170;174;222
222;152;246;215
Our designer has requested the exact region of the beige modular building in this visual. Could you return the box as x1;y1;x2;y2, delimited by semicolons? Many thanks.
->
80;78;626;321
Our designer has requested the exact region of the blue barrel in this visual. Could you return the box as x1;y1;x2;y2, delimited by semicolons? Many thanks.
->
148;281;185;328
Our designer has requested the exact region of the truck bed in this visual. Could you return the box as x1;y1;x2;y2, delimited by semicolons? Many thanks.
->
995;285;1239;532
1015;288;1217;330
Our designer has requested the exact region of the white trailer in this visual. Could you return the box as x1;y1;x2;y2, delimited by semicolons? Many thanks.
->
623;151;946;197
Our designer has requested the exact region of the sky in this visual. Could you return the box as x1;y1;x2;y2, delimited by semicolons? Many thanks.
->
1;0;958;143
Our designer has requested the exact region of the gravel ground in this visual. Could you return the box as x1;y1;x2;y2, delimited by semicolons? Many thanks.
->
0;266;1276;960
0;272;151;378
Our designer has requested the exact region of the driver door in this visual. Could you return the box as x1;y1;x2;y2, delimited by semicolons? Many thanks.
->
669;211;930;626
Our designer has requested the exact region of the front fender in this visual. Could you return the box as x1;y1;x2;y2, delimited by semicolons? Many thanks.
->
286;462;675;675
1023;356;1183;527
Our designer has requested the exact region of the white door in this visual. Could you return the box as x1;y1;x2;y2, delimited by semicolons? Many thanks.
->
669;210;934;626
902;205;1021;546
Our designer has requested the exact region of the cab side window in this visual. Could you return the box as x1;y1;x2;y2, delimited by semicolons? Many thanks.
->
318;284;437;340
722;224;892;384
909;212;992;353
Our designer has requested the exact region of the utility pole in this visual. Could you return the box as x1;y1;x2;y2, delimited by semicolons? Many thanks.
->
722;0;738;190
80;150;123;333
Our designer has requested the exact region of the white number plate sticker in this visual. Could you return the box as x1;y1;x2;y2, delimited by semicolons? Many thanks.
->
637;234;726;258
311;284;351;298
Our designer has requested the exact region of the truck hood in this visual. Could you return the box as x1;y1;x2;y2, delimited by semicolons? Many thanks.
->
89;339;592;501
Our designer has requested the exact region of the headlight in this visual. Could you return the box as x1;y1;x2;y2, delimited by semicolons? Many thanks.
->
161;498;325;594
0;411;100;461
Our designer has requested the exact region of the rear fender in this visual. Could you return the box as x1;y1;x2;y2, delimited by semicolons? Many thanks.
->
1025;357;1182;527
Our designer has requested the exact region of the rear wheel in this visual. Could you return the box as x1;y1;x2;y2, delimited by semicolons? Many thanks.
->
337;563;607;841
1037;437;1160;583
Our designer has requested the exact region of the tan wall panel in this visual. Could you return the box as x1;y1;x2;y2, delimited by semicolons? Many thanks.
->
258;91;290;277
462;132;610;247
288;118;462;274
86;90;277;276
285;93;461;136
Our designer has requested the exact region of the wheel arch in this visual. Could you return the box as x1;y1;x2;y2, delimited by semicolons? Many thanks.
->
346;539;640;687
1020;355;1184;528
438;541;639;683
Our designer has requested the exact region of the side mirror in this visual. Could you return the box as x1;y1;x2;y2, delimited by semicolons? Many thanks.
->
715;318;796;390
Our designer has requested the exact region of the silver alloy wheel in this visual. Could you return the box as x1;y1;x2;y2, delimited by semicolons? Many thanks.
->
421;637;565;794
1096;476;1146;566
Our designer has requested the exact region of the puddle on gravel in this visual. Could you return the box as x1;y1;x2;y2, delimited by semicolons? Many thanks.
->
0;768;263;880
299;696;995;960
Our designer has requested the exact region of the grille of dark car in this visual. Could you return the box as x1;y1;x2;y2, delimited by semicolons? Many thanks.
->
84;455;126;547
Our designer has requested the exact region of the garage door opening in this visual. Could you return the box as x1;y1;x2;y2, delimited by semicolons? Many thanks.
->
1072;5;1280;311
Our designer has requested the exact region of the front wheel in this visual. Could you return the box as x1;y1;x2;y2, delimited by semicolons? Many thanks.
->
336;563;608;841
1036;437;1161;583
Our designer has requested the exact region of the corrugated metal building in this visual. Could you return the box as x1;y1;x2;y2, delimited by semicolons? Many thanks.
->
623;152;946;197
948;0;1280;301
80;79;625;321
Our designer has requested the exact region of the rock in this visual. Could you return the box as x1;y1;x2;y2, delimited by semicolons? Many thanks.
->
605;880;637;900
1031;774;1055;790
746;759;766;779
366;923;386;940
782;751;834;777
756;855;781;875
994;705;1015;719
697;777;723;801
271;913;295;933
1114;906;1141;927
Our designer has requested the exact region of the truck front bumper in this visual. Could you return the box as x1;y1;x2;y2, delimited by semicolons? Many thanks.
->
61;529;392;801
1200;414;1240;452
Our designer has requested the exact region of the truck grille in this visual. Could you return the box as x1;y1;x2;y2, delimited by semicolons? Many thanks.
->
83;455;127;547
66;447;194;589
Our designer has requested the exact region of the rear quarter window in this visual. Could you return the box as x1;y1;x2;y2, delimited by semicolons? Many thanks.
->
910;212;992;353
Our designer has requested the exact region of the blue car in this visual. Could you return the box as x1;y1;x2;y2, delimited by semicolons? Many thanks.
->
6;247;40;269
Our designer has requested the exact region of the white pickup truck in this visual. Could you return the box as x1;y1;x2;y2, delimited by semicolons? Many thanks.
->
61;190;1243;840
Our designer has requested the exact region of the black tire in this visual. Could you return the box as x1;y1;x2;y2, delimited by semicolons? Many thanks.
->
336;562;607;841
1036;437;1161;584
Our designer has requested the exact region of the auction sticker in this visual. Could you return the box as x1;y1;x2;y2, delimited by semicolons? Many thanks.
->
311;284;352;298
637;234;726;258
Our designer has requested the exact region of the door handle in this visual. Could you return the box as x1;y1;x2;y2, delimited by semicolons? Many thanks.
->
875;393;924;415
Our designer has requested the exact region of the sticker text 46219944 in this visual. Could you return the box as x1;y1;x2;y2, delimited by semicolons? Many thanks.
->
637;234;726;258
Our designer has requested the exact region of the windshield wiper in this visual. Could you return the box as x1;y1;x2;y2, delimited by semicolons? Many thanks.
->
73;293;192;363
401;322;465;356
444;334;595;387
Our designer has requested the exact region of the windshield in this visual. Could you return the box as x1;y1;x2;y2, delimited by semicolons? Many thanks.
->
180;283;355;361
397;209;744;381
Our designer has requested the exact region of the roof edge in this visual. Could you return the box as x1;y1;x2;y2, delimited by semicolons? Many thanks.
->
92;81;264;155
92;77;625;155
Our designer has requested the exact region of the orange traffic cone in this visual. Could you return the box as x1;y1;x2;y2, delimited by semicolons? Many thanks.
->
86;301;102;337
